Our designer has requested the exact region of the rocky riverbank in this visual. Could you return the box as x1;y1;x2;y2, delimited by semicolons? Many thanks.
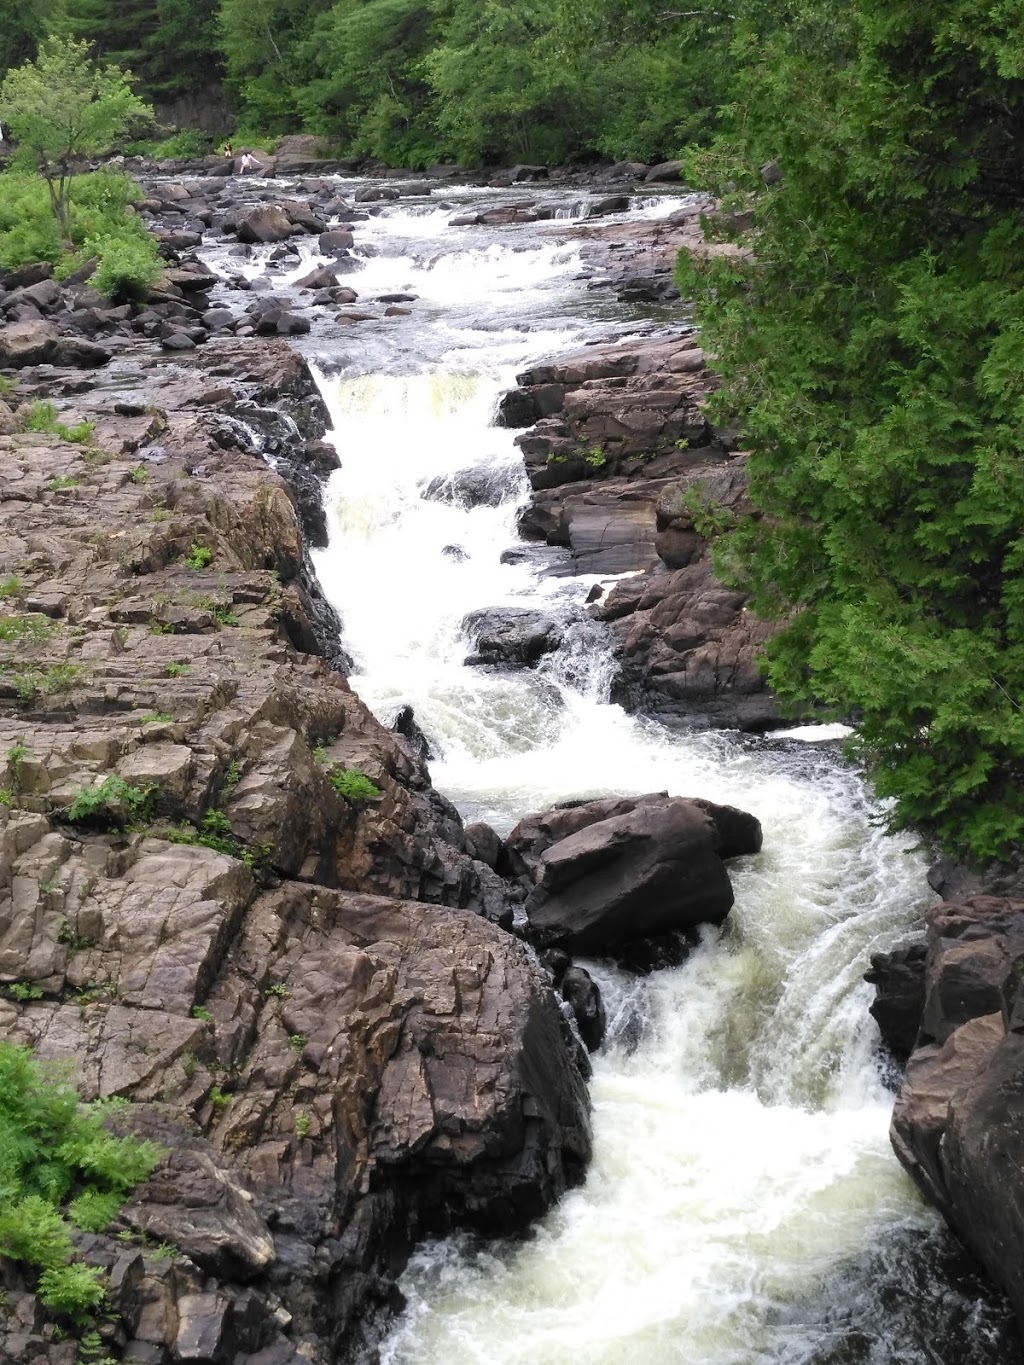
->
0;171;770;1364
867;876;1024;1336
497;330;780;731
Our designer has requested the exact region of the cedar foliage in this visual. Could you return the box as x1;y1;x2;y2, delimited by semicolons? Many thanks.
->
678;1;1024;858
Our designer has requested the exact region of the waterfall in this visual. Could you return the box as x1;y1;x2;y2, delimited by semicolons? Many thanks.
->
221;183;1010;1364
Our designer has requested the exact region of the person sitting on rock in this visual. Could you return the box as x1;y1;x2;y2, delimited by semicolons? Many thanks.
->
239;152;259;174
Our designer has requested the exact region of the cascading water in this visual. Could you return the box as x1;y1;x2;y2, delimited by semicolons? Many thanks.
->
217;181;1016;1362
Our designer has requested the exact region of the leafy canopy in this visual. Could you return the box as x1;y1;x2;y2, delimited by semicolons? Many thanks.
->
0;36;149;236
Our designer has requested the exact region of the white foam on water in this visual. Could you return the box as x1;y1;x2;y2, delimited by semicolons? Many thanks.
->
303;196;942;1365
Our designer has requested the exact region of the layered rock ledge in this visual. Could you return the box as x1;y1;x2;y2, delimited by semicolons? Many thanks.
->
499;332;780;730
0;338;591;1364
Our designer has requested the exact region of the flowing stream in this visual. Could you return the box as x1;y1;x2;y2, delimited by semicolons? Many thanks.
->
212;181;1018;1363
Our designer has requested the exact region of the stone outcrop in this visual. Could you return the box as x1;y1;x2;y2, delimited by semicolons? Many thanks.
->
462;607;565;667
865;941;927;1062
501;333;781;729
878;895;1024;1333
501;793;762;960
0;335;591;1363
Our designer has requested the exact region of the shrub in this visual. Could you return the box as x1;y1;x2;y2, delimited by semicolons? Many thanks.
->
0;1043;162;1316
91;231;162;303
328;767;380;802
184;542;213;570
36;1263;106;1315
122;130;213;159
66;775;150;827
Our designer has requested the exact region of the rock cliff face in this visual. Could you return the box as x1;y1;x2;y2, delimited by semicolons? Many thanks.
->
0;336;591;1363
500;334;781;730
869;895;1024;1334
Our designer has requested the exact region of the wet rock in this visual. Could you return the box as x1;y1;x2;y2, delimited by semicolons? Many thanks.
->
888;894;1024;1331
422;465;516;509
505;792;761;956
510;165;549;182
51;337;112;367
162;331;196;351
234;206;295;244
589;194;631;217
293;266;337;290
539;948;571;986
355;186;399;203
561;964;606;1051
464;821;501;870
463;607;564;667
319;229;354;255
865;941;927;1062
391;703;434;764
203;308;237;332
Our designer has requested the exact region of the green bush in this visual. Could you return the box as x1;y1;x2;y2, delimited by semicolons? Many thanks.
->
36;1262;107;1315
65;775;150;827
91;231;162;303
0;169;160;298
0;1043;162;1315
122;130;214;159
329;767;380;803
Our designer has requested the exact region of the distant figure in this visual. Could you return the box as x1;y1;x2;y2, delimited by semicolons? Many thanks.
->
222;141;233;158
239;152;259;174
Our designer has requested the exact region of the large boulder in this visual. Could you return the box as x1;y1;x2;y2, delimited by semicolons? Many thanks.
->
0;320;58;367
505;792;761;956
234;205;295;244
463;606;564;666
645;159;685;183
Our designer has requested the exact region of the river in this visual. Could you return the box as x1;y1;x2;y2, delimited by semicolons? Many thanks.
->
210;178;1017;1364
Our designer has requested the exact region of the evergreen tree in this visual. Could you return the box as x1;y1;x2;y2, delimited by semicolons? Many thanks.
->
679;0;1024;858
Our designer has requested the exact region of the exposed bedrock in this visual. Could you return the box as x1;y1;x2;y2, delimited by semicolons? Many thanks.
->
873;894;1024;1332
501;334;782;729
500;792;762;961
0;335;591;1363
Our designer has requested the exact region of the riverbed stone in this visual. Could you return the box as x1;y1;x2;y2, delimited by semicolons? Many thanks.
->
507;793;761;956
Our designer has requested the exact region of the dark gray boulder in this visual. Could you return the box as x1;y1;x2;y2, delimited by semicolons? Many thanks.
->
423;464;517;509
504;792;761;956
463;607;564;667
865;941;927;1061
561;965;606;1051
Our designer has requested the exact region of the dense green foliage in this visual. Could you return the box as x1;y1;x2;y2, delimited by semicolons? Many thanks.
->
0;1043;161;1313
52;0;222;103
215;0;740;164
679;1;1024;858
0;37;150;238
0;168;161;297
